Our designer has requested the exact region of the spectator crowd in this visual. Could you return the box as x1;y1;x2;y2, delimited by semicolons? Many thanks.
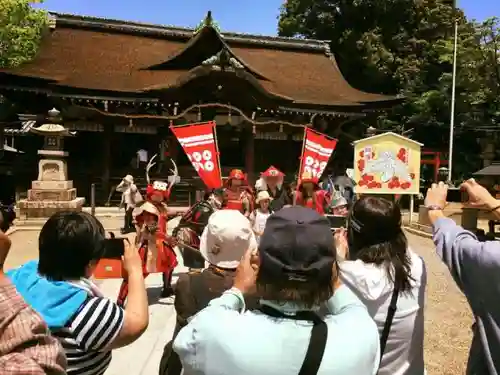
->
0;178;499;375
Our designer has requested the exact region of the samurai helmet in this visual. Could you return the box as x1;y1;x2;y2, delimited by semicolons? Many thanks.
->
261;165;284;179
228;169;245;180
145;154;179;203
299;170;319;188
257;165;284;190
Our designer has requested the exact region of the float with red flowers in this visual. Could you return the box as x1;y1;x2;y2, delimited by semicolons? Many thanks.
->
353;132;422;195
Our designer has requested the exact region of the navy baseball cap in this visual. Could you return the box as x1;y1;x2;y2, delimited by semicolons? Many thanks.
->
258;206;336;284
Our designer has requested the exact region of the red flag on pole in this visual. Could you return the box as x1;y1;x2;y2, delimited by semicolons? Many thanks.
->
298;128;337;181
170;121;222;189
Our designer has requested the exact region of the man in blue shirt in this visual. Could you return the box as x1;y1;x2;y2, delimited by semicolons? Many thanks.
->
173;206;380;375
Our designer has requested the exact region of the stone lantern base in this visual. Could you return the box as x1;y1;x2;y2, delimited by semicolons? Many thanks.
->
17;151;85;219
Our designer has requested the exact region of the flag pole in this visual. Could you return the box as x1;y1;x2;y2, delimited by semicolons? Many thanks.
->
448;11;458;182
212;121;223;187
293;126;308;205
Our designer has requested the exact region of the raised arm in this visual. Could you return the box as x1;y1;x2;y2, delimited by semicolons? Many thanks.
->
426;180;500;295
431;214;500;292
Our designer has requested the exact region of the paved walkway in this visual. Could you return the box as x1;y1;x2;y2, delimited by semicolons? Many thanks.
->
98;269;187;375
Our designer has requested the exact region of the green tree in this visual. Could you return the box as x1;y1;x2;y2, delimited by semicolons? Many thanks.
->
0;0;48;68
278;0;486;178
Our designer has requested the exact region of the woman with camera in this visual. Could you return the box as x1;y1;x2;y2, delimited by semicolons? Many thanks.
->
335;196;426;375
7;211;149;375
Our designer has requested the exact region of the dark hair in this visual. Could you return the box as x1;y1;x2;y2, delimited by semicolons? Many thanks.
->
255;264;337;309
38;211;106;281
298;182;318;208
347;196;414;293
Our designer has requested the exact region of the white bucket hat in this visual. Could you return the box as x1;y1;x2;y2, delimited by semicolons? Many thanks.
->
199;210;257;269
132;201;159;219
256;190;272;204
124;174;134;183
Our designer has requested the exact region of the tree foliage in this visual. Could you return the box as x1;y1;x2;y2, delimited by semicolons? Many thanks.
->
0;0;47;68
279;0;500;178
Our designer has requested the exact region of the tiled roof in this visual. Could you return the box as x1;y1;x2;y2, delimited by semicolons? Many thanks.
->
1;13;400;108
4;121;36;135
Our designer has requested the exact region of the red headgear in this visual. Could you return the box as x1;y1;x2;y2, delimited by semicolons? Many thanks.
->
146;181;171;202
298;170;319;188
145;154;178;203
228;169;246;180
261;166;284;179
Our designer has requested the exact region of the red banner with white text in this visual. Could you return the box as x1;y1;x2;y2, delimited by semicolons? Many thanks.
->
298;128;338;181
170;121;222;189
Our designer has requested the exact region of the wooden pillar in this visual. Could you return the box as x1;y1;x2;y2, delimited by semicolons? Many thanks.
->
245;127;255;185
434;153;440;182
0;124;4;154
102;124;112;202
286;133;295;175
168;135;178;162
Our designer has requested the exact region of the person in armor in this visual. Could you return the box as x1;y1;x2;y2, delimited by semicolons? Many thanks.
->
295;171;330;215
255;165;289;211
173;188;226;269
224;169;253;217
117;155;179;306
329;195;349;216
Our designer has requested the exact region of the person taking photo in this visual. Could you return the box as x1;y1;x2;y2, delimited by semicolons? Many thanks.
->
425;179;500;375
0;208;66;375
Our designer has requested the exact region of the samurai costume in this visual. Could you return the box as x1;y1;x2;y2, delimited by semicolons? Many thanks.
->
224;169;253;217
172;188;225;269
117;155;179;307
255;165;289;211
295;171;330;215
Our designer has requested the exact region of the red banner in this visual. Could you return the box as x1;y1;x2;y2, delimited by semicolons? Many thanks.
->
170;121;222;189
299;128;338;180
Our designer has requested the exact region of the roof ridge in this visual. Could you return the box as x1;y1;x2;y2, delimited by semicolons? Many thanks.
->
50;12;330;51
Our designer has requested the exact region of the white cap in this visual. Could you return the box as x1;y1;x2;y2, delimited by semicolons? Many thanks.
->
199;210;257;269
124;175;134;183
132;201;159;219
256;190;273;204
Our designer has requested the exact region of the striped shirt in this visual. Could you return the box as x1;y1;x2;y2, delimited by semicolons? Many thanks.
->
53;296;124;375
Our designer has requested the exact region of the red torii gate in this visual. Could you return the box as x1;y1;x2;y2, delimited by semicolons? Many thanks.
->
421;150;448;182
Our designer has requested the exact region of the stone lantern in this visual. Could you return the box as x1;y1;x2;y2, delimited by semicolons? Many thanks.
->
17;108;85;218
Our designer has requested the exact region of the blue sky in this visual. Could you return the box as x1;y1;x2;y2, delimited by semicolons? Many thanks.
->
36;0;498;36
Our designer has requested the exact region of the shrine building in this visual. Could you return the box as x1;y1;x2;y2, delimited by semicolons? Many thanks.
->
0;12;401;205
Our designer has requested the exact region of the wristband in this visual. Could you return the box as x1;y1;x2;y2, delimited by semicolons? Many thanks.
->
425;205;443;211
489;205;500;213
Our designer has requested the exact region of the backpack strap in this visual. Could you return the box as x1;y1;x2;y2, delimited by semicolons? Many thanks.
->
259;305;327;375
379;285;399;358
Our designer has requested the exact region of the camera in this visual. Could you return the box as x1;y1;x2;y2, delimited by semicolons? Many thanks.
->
0;204;16;233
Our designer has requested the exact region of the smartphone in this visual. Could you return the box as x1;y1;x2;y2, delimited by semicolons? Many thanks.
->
325;215;347;230
102;233;126;259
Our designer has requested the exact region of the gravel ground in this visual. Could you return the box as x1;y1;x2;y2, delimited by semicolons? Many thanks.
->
407;232;472;375
5;223;473;374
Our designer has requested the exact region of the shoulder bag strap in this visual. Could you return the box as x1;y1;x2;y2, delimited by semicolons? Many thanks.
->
259;305;328;375
379;285;400;358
